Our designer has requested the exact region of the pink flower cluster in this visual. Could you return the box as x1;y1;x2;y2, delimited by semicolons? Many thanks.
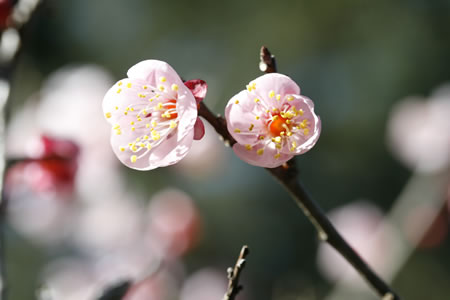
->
103;61;321;169
226;73;321;168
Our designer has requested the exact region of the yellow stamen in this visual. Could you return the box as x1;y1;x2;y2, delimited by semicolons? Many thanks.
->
130;155;137;163
269;90;275;98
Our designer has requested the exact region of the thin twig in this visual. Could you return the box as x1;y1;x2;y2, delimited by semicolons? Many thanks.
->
223;245;249;300
198;47;400;300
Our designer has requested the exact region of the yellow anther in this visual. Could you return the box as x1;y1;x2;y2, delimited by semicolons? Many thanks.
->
155;93;160;98
130;107;134;111
143;85;148;89
130;121;135;125
259;135;265;140
285;111;295;119
234;128;241;133
290;147;295;152
171;84;179;91
118;82;123;86
246;85;252;92
272;115;279;121
115;129;121;135
274;153;281;159
249;124;254;131
119;147;125;152
170;121;177;128
292;141;297;148
276;94;281;101
272;108;278;112
117;88;122;94
286;119;291;124
298;109;304;116
146;123;151;128
235;100;239;104
152;131;161;141
287;132;293;136
251;82;256;89
137;117;142;121
276;144;282;149
257;149;264;156
156;102;163;110
254;98;260;103
160;76;166;82
124;111;128;115
149;98;154;102
131;145;137;151
300;119;308;129
158;85;165;91
287;95;294;101
143;135;149;140
255;116;260;120
115;106;119;110
140;143;145;147
151;120;157;127
303;128;310;136
131;127;135;131
143;109;148;115
269;90;275;98
130;155;137;163
245;144;252;151
272;136;282;143
147;144;152;150
127;83;132;88
113;124;120;130
136;137;141;142
280;131;285;136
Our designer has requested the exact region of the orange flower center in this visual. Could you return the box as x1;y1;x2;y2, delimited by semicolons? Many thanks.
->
269;114;289;137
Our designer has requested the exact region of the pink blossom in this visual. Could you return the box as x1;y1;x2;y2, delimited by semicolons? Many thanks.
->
103;60;205;170
225;73;321;168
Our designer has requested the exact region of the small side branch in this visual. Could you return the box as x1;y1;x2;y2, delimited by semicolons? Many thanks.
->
223;245;249;300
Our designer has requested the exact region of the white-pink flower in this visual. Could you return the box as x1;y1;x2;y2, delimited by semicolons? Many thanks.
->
225;73;321;168
103;60;204;170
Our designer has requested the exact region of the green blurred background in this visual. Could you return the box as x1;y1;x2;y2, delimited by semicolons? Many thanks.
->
6;0;450;299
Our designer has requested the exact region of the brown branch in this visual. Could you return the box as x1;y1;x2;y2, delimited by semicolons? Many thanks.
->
199;47;400;300
223;245;249;300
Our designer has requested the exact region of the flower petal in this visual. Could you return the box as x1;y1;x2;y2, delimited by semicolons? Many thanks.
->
250;73;300;102
233;142;292;168
193;117;205;140
226;90;265;145
127;60;183;87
